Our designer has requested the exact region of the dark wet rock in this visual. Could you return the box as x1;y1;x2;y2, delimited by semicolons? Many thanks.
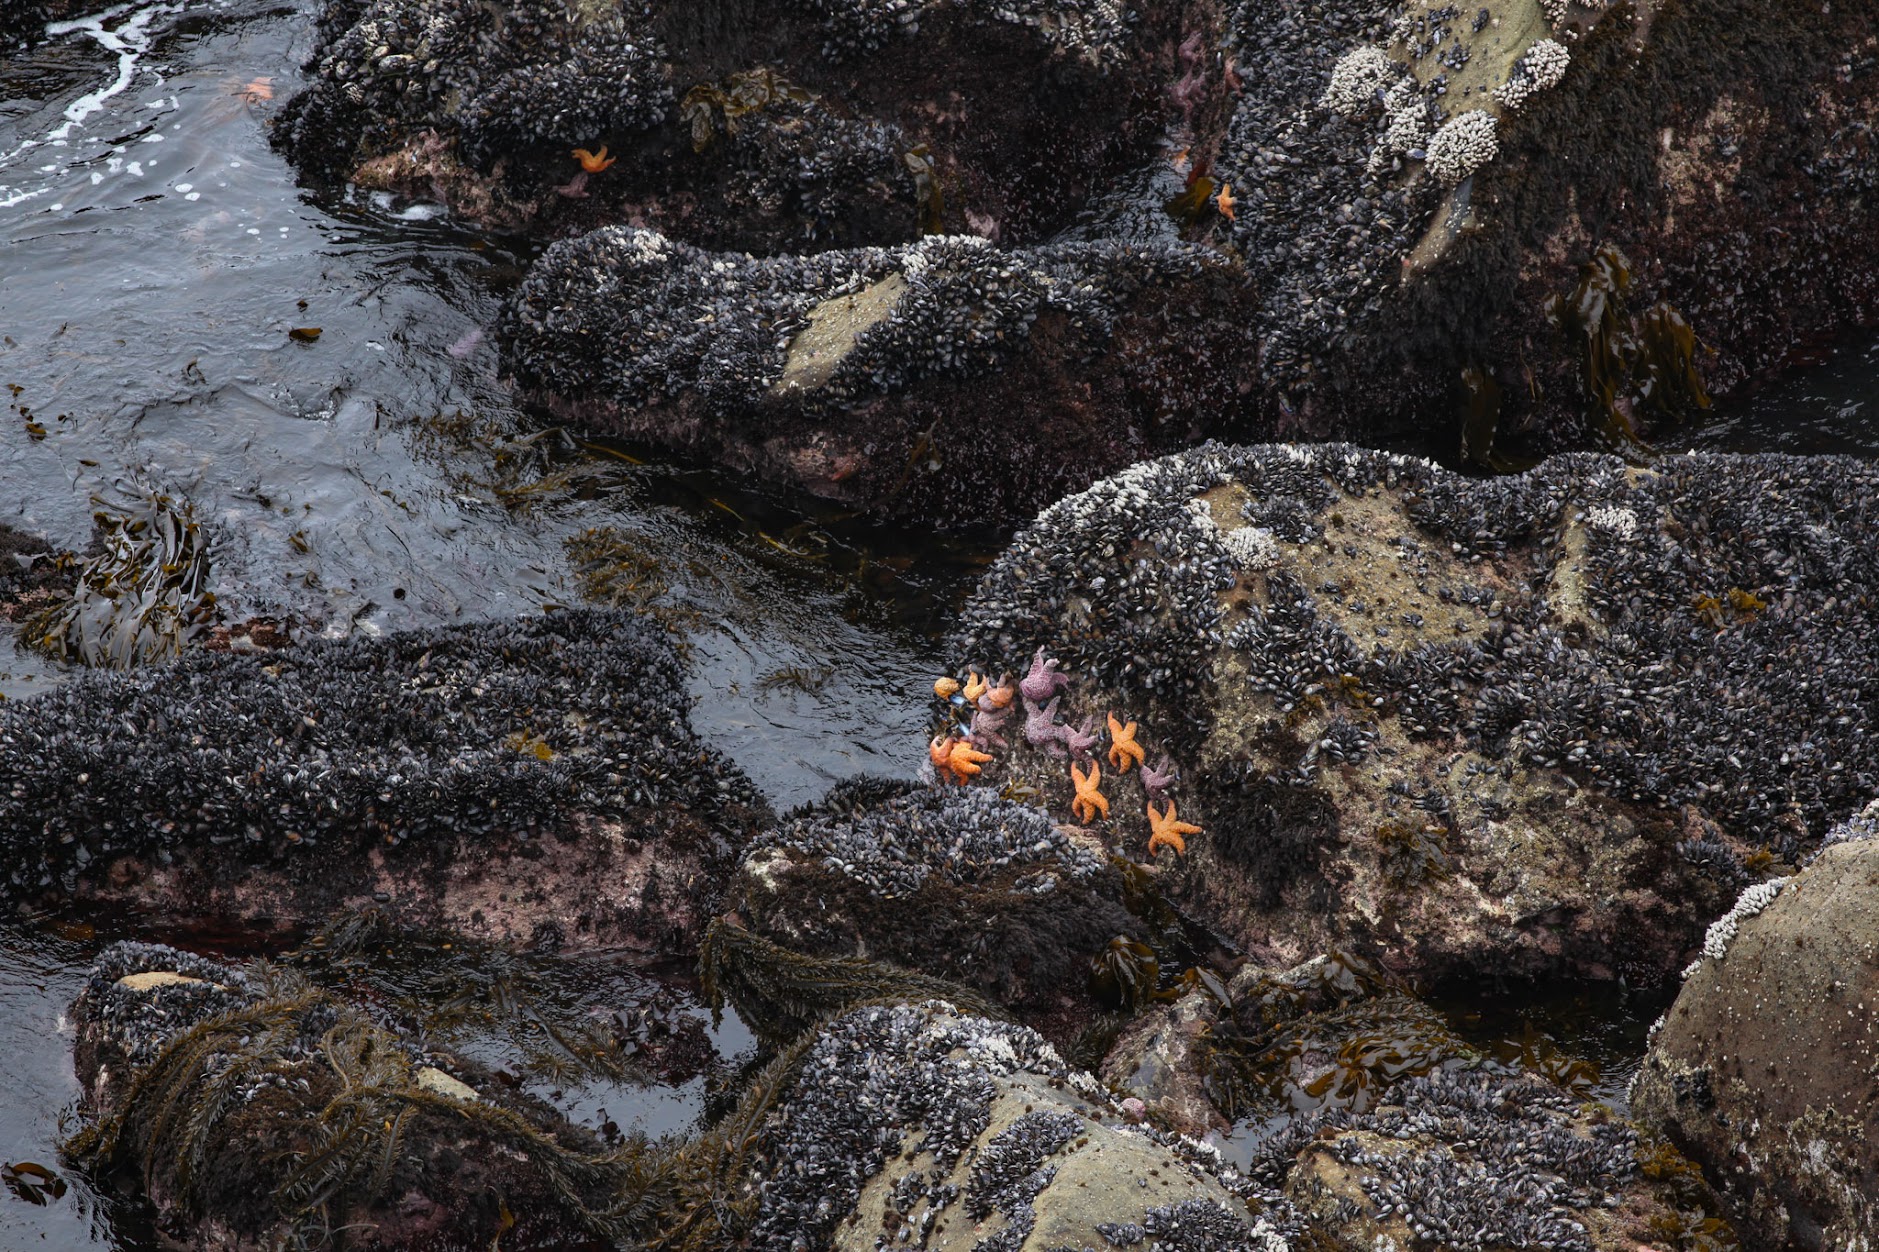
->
280;0;1195;249
69;940;661;1251
724;778;1150;1030
1631;818;1879;1251
0;609;771;951
745;998;1306;1251
503;228;1257;522
1212;0;1879;451
945;443;1879;983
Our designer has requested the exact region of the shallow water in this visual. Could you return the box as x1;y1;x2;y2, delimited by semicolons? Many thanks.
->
0;3;962;1243
1;1;1876;1245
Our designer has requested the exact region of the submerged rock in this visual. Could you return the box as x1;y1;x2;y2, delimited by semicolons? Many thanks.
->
723;778;1153;1031
0;609;770;951
69;941;665;1251
744;998;1305;1251
1631;819;1879;1250
946;443;1879;983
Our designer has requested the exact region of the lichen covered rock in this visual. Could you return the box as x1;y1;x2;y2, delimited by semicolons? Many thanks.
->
0;609;770;951
745;998;1304;1251
947;443;1879;982
725;779;1149;1027
1631;826;1879;1250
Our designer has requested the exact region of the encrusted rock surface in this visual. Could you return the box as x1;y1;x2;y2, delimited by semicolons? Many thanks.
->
946;443;1879;983
70;941;641;1251
280;0;1191;248
281;0;1879;515
503;228;1257;522
726;778;1148;1027
0;609;770;951
745;999;1303;1251
1631;822;1879;1251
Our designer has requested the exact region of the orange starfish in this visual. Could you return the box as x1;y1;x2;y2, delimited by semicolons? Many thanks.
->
948;738;993;782
1146;800;1201;858
1215;182;1236;221
1106;713;1145;773
1070;760;1109;823
934;676;961;699
962;671;988;703
982;674;1017;710
930;734;959;782
573;146;616;173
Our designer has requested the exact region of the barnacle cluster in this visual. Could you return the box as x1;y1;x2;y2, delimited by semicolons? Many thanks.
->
0;609;764;895
1424;107;1499;185
1493;37;1570;110
952;442;1879;977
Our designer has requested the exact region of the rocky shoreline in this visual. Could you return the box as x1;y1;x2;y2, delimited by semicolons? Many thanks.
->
8;0;1879;1245
17;443;1874;1248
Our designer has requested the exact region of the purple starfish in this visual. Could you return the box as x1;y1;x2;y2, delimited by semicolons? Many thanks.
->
1019;647;1071;704
969;706;1010;750
1024;695;1067;757
1061;714;1101;760
1141;756;1179;803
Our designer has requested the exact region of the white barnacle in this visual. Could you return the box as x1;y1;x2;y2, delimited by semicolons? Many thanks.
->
1493;39;1571;110
1683;878;1787;979
1323;44;1397;118
1424;109;1499;185
1585;503;1638;540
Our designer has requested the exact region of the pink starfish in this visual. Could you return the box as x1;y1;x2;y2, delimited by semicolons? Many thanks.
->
1061;714;1101;760
969;706;1010;750
1023;695;1067;758
1141;756;1179;803
1019;647;1071;704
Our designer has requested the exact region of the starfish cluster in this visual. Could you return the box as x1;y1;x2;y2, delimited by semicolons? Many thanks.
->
928;646;1201;863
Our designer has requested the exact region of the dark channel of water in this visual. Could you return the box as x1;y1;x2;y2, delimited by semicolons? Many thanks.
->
0;2;1875;1247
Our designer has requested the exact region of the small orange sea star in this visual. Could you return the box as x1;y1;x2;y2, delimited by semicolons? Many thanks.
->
1106;713;1145;773
1070;760;1109;823
1147;800;1201;858
572;145;616;173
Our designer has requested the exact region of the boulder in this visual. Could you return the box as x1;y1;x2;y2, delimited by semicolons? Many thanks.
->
68;940;666;1251
502;227;1258;522
280;0;1201;248
722;779;1156;1033
1210;0;1879;454
1631;814;1879;1250
944;443;1879;982
0;610;771;952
